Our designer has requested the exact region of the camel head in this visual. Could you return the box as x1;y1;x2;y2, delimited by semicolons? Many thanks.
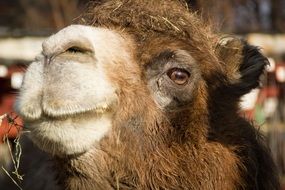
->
14;1;277;189
16;0;267;158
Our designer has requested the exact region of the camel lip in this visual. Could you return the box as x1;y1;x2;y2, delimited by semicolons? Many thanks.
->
37;103;114;122
39;95;118;120
19;101;115;122
42;105;112;118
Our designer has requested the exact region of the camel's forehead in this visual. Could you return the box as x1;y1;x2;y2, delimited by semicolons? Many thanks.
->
42;25;182;66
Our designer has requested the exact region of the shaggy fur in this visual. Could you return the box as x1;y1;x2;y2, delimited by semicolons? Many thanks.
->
1;0;279;190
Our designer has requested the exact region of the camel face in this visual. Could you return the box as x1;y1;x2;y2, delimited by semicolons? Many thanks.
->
16;24;205;157
15;25;138;156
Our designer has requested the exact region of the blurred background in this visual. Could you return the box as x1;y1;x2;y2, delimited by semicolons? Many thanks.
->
0;0;284;188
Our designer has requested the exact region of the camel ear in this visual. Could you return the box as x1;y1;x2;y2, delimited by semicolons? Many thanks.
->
216;37;269;96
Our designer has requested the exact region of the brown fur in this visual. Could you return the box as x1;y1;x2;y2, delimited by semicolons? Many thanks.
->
4;0;279;190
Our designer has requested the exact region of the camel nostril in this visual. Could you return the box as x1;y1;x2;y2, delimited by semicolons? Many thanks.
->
42;25;95;60
66;46;89;54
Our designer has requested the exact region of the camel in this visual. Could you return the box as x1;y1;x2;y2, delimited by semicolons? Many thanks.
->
4;0;280;189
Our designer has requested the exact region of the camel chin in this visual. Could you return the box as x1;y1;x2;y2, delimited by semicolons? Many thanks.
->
26;111;113;157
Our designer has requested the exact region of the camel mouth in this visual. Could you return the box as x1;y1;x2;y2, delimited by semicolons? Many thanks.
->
16;80;118;121
20;100;115;156
40;101;115;119
16;99;116;122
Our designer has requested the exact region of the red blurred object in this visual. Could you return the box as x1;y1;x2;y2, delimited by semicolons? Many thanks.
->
0;112;22;142
0;64;24;143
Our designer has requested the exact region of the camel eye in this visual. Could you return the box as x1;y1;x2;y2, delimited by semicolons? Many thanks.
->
167;68;190;85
